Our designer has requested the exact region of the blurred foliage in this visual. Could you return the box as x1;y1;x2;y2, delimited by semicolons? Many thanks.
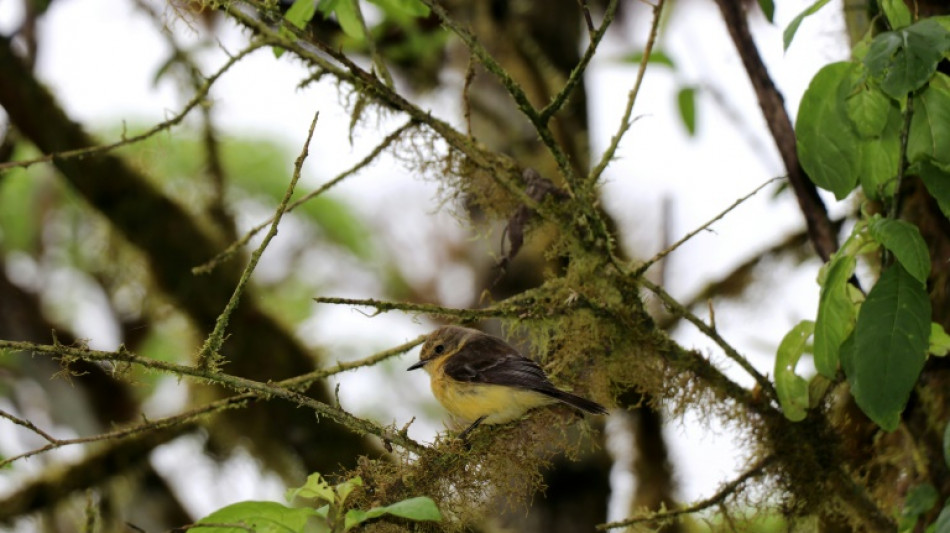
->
115;129;375;261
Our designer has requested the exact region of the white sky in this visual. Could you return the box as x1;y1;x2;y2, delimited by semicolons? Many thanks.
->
0;0;853;524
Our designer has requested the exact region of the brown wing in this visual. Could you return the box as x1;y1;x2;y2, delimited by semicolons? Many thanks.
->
443;333;608;415
442;334;556;392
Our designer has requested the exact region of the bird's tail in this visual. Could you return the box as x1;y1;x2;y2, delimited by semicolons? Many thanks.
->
539;388;608;415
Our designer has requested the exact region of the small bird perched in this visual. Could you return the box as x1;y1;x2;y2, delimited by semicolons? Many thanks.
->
408;325;607;438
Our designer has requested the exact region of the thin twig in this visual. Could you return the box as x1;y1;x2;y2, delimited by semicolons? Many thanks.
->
224;1;552;223
638;277;778;401
351;0;394;88
0;397;249;469
0;338;422;468
713;0;837;261
313;296;520;319
635;176;784;276
0;41;264;173
588;0;666;184
539;0;618;124
597;455;775;529
193;119;417;274
196;112;319;370
415;0;582;194
0;409;59;443
577;0;595;37
0;339;427;454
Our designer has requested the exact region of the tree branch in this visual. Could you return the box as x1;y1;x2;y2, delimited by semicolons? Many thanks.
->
0;339;426;454
589;0;666;185
712;0;838;261
197;111;318;371
597;455;776;529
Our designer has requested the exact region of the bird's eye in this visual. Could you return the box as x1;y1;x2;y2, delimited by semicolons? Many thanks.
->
434;344;445;355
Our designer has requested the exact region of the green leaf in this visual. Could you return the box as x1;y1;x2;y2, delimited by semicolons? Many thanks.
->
912;159;950;220
370;0;429;17
863;32;902;79
856;111;902;200
332;0;364;39
929;322;950;357
334;476;362;505
900;483;938;530
935;501;950;533
864;20;950;100
808;374;833;408
775;320;814;421
908;85;950;166
881;0;912;30
759;0;775;24
375;497;442;521
848;85;903;200
758;0;774;23
286;472;335;504
0;167;42;252
797;62;861;199
285;0;317;29
851;25;876;61
192;501;315;533
344;497;441;530
783;0;832;51
846;83;892;138
677;86;697;136
814;254;858;377
848;263;931;431
619;50;675;69
867;217;931;283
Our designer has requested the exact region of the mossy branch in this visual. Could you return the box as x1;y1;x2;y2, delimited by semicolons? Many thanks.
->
196;111;319;371
416;0;586;193
221;0;557;224
639;276;778;401
538;0;618;124
0;339;426;454
597;455;776;529
312;296;524;320
0;397;249;469
0;336;424;468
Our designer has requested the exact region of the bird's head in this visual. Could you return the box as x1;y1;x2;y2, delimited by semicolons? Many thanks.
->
407;325;476;372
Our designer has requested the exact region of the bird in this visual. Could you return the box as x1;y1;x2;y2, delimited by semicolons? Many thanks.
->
407;325;607;438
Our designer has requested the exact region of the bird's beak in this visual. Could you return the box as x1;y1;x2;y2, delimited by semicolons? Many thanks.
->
407;359;427;371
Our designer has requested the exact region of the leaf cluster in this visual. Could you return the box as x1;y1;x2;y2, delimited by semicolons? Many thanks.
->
191;472;441;532
776;3;950;529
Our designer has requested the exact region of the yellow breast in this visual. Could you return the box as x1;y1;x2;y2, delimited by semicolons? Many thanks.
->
426;358;554;424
